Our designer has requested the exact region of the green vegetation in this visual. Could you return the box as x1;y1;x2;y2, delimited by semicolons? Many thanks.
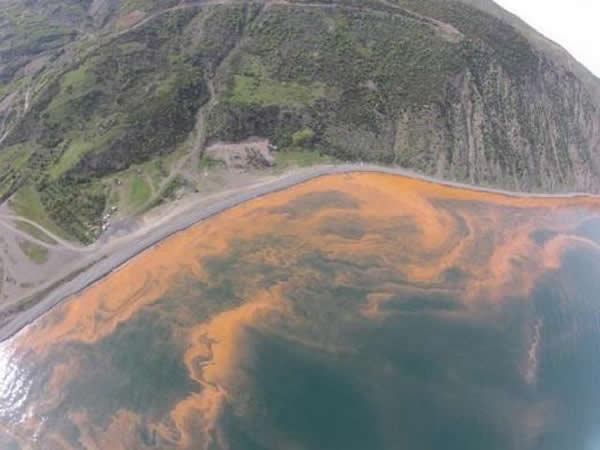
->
0;0;596;241
229;74;325;106
0;7;216;240
38;180;107;244
160;175;185;202
10;185;66;239
0;7;75;60
208;5;467;160
128;174;151;210
146;175;186;210
274;149;336;168
17;239;49;264
15;220;58;245
292;128;316;147
147;158;170;190
11;185;47;224
49;138;99;179
103;155;179;215
394;0;538;77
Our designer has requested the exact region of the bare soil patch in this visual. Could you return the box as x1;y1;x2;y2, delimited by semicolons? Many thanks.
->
205;138;275;169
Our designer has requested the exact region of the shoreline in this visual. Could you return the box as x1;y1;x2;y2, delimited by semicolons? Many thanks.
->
2;163;599;343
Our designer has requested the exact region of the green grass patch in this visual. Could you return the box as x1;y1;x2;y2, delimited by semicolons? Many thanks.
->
49;138;93;179
128;173;151;210
10;184;68;240
105;156;174;215
61;64;95;94
274;148;336;168
229;74;325;106
15;220;58;245
17;239;49;264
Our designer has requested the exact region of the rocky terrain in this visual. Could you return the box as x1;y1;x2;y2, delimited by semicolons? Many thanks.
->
0;0;599;242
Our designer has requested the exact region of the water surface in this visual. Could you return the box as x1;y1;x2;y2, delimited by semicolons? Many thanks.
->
2;173;600;449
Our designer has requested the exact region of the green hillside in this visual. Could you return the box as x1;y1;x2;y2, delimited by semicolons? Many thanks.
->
0;0;599;242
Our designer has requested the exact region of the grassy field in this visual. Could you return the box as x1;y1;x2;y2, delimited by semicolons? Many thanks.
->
15;221;58;245
10;185;69;240
128;174;152;211
18;239;49;264
229;74;325;106
274;149;337;169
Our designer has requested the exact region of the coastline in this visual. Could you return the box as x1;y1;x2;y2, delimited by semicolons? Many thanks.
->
2;163;599;343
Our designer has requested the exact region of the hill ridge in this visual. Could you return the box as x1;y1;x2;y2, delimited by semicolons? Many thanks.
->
0;0;598;241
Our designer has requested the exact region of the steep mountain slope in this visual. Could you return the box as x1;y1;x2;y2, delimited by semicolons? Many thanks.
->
0;0;599;241
459;0;600;105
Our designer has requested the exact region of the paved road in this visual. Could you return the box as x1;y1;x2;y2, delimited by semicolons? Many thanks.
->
1;164;598;343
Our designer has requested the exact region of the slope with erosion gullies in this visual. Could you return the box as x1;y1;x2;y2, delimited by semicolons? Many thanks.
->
0;0;599;243
208;0;600;190
459;0;600;105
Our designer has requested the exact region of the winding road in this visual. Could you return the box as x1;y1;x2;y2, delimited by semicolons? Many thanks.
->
1;163;599;343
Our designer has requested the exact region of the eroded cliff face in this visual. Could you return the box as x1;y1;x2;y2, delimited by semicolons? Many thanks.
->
395;59;600;192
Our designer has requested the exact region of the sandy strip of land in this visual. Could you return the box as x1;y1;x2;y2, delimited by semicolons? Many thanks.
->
1;163;599;342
